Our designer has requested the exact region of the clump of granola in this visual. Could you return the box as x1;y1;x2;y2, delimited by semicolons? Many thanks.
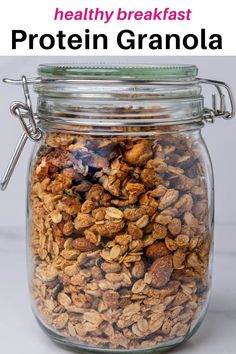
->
31;132;210;349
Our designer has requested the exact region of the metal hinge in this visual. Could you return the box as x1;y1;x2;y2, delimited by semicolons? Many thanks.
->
199;78;235;123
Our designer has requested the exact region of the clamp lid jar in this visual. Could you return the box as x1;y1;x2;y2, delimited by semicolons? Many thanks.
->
1;64;235;353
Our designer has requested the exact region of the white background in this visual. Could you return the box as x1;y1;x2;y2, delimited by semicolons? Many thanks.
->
0;0;235;55
0;56;236;228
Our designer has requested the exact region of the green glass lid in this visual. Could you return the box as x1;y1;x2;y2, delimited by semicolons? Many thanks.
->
38;63;198;81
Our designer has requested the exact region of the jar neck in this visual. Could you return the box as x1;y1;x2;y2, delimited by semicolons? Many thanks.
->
35;80;204;134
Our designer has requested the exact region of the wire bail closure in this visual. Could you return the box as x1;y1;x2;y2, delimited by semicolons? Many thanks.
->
0;76;42;191
1;74;235;191
199;78;235;123
7;76;42;141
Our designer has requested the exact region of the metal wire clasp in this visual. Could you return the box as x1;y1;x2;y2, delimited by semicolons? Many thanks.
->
199;78;235;123
0;76;42;191
5;76;42;141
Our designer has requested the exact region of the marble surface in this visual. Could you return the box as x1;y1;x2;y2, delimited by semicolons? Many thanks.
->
0;224;235;354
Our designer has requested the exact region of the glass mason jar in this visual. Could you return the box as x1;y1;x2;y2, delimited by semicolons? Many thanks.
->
1;64;235;353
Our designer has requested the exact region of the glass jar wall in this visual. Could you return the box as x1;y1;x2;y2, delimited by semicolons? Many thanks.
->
27;64;214;352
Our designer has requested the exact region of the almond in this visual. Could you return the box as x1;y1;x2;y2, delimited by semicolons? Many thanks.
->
90;220;125;238
149;255;173;288
72;237;98;252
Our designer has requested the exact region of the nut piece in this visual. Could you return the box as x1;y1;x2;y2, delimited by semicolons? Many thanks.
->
90;220;125;238
146;242;169;259
72;237;98;252
124;207;146;221
149;255;173;288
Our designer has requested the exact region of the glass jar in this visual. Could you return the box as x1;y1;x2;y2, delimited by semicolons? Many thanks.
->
1;64;235;353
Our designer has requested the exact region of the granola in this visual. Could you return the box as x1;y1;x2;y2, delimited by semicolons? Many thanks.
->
30;132;211;350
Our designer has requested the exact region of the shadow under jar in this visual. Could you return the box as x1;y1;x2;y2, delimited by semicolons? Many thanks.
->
22;64;233;353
